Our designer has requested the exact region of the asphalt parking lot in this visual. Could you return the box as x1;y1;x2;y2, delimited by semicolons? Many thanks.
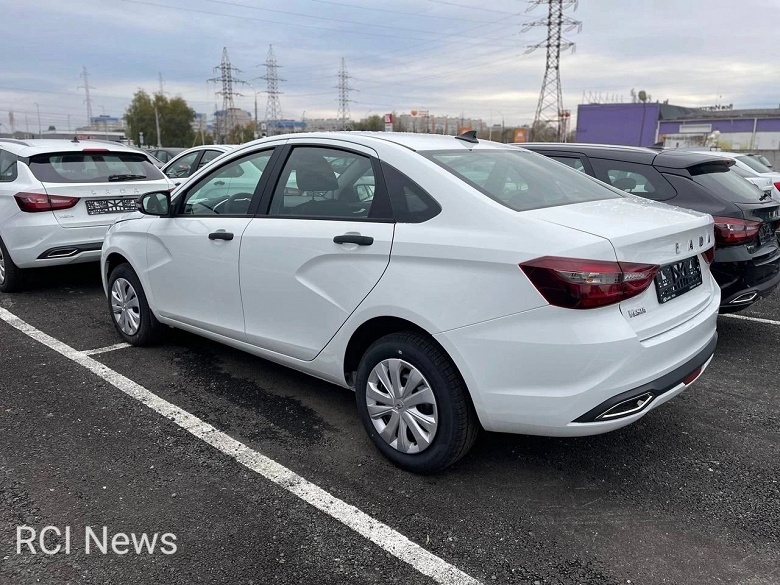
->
1;263;778;585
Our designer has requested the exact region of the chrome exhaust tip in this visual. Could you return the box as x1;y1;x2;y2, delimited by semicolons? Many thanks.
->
596;392;654;421
730;291;758;305
44;248;80;258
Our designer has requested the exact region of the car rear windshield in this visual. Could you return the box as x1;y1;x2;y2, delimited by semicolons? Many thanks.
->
28;151;165;183
690;164;770;203
735;155;772;174
421;149;621;211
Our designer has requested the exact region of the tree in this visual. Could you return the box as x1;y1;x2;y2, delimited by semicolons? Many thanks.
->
124;90;196;147
529;120;559;142
227;124;255;144
353;115;384;132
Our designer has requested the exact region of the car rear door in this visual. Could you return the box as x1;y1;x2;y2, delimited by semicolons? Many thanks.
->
240;143;394;361
28;149;171;228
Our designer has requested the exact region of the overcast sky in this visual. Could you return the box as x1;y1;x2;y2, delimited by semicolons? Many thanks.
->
3;0;778;133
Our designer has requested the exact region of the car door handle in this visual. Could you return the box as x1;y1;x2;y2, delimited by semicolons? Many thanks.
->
214;180;226;186
333;234;374;246
208;231;234;241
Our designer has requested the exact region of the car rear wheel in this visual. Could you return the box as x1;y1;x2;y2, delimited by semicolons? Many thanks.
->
0;236;25;293
355;332;479;473
107;263;162;346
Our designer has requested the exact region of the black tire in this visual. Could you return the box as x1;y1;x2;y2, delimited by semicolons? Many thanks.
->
107;263;162;346
0;235;25;293
355;332;479;473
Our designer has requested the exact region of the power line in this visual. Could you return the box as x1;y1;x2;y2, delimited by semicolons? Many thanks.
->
261;45;284;135
78;66;95;125
336;58;354;130
209;47;246;143
524;0;581;141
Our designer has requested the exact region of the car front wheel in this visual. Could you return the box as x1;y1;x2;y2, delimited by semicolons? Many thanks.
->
355;332;479;473
107;263;162;346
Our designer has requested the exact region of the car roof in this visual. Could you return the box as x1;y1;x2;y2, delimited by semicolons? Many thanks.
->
175;144;234;155
245;131;519;153
521;142;732;169
0;138;146;158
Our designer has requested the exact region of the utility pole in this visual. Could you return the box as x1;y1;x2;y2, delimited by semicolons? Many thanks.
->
78;66;95;128
261;45;284;136
154;106;162;147
336;57;354;131
524;0;580;141
34;103;42;138
209;47;245;143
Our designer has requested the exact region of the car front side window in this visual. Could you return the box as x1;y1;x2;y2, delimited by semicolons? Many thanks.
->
165;152;199;178
180;150;273;216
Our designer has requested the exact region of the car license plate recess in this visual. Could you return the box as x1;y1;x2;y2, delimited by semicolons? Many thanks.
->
85;198;138;215
655;255;702;304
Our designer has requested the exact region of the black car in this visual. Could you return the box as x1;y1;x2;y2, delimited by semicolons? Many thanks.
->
520;143;780;312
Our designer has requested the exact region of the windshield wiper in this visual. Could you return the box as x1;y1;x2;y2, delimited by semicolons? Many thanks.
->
107;174;146;182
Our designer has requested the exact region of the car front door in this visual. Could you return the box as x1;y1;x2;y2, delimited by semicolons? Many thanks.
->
240;144;395;360
145;148;278;338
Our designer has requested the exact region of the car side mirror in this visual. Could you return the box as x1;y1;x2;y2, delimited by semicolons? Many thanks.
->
138;191;171;216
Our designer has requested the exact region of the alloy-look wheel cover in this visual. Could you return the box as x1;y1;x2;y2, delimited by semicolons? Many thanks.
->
111;277;141;336
0;247;5;285
366;358;438;454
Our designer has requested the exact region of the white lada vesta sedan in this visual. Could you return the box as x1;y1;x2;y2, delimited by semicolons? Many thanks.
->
101;132;720;473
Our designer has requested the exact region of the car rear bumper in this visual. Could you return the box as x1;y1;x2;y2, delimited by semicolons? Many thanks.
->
434;286;720;436
712;244;780;312
1;213;108;267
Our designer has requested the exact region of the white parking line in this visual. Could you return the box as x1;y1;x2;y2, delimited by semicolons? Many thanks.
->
720;314;780;326
83;342;132;356
0;307;480;585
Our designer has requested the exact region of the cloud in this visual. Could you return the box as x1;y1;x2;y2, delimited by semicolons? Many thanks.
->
4;0;779;133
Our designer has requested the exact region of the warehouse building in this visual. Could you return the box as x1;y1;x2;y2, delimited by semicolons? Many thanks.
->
576;102;780;165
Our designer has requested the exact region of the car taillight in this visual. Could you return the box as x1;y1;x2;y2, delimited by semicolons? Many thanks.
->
702;247;715;264
519;256;659;309
712;216;760;245
14;192;79;213
773;181;780;191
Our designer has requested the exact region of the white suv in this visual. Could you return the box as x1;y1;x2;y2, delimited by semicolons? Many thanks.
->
0;138;172;292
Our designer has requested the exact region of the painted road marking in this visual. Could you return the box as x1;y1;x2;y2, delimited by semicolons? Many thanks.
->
720;314;780;326
83;342;132;356
0;307;480;585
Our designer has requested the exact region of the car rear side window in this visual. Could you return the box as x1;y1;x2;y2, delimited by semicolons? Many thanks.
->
268;147;384;220
549;155;586;172
381;161;441;222
589;158;677;201
422;149;620;212
29;152;165;183
0;149;17;182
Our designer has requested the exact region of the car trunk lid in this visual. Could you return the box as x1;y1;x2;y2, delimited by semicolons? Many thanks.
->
524;197;717;341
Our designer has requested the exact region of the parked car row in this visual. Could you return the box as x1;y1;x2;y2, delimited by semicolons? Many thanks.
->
520;143;780;312
2;133;759;473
